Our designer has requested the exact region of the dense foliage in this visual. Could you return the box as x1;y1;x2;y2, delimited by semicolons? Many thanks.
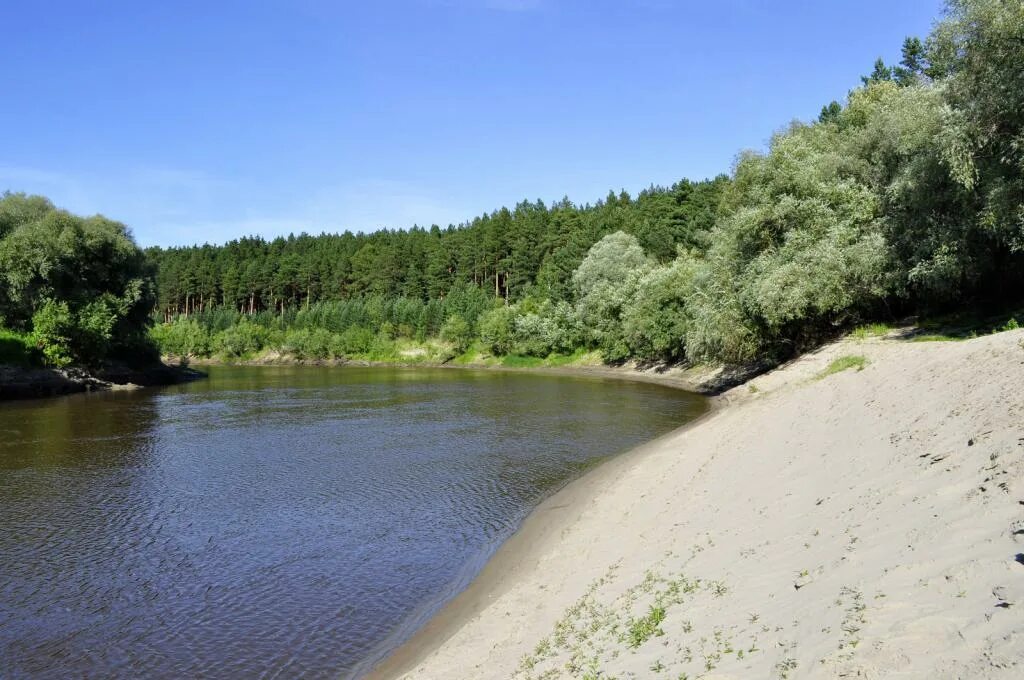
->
145;178;730;361
681;0;1024;362
144;1;1024;367
147;177;727;319
0;194;157;366
6;1;1021;371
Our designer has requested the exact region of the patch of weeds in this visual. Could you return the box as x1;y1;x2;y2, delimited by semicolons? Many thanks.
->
638;569;663;595
544;348;594;367
908;332;970;342
625;604;666;648
0;327;37;366
708;580;729;597
851;322;893;340
501;354;545;368
833;586;867;662
815;355;867;379
517;566;743;677
579;654;604;680
451;343;485;364
775;657;798;679
904;306;1024;342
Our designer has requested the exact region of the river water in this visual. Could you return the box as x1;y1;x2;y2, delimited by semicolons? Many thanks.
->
0;365;705;678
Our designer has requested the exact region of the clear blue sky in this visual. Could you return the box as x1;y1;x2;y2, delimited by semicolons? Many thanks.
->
1;0;942;247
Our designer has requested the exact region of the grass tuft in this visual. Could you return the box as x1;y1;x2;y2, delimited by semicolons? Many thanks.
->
625;604;666;648
816;355;867;379
501;354;546;368
851;323;893;340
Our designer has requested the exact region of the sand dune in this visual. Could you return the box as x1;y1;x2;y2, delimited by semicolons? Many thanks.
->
375;329;1024;679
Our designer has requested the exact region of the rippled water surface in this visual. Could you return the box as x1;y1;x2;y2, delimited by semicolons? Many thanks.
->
0;366;705;678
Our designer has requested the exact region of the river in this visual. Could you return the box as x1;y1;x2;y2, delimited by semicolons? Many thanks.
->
0;365;705;678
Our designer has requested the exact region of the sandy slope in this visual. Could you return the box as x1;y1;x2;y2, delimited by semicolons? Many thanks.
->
376;329;1024;680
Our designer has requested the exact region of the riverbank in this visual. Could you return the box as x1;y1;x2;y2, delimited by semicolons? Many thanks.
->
176;350;763;396
0;362;205;401
370;329;1024;679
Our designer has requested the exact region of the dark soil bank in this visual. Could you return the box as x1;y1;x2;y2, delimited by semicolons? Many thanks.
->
0;362;205;400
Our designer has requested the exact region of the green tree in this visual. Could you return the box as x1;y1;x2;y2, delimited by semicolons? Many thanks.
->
572;231;653;360
0;195;156;364
622;256;700;361
439;314;472;353
478;305;516;355
30;299;75;367
892;36;929;85
861;57;893;85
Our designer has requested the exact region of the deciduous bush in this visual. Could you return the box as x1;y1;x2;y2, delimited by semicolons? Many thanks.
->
573;232;653;360
330;325;375;356
622;256;700;361
150;318;212;357
512;311;562;357
213;321;268;357
439;314;472;353
282;327;334;359
477;305;516;355
0;327;34;365
30;300;76;367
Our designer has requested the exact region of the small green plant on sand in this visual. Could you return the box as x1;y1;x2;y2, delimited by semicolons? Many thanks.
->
625;604;666;648
775;657;798;679
816;355;867;379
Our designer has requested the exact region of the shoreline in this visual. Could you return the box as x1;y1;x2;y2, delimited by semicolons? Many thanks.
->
188;354;723;677
0;362;205;401
361;397;724;680
176;353;763;396
363;330;1024;678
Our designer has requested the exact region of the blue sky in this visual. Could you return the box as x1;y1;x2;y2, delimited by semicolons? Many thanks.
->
1;0;942;247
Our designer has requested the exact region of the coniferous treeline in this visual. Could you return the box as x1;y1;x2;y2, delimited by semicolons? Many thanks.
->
146;179;728;319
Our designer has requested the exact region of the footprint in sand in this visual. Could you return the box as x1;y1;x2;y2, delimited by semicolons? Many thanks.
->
993;584;1024;608
1011;519;1024;543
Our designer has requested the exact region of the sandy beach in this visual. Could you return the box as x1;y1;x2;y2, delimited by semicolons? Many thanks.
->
371;329;1024;679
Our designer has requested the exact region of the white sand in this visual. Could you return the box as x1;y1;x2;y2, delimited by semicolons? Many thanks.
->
374;329;1024;679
